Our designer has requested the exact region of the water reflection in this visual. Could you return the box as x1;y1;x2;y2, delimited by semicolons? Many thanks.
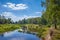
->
0;30;40;40
0;34;4;37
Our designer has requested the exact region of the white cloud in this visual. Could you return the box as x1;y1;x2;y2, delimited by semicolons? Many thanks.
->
22;15;40;19
3;3;28;10
35;12;42;14
1;12;40;22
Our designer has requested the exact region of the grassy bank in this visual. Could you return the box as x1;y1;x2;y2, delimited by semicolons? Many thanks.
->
52;27;60;40
0;24;20;33
18;24;50;38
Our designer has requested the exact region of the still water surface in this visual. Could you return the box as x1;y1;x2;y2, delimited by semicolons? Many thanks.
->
0;30;40;40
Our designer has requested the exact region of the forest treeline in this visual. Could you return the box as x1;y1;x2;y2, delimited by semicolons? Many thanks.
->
0;15;47;25
0;15;12;24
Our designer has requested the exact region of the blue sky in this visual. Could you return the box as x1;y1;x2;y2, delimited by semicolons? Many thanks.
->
0;0;44;21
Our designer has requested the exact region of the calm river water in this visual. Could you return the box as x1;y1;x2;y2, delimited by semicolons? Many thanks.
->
0;30;40;40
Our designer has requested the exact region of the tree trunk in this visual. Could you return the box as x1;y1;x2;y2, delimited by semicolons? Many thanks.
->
54;16;57;29
55;23;57;29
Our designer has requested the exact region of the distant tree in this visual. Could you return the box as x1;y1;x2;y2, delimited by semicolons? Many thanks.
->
22;18;27;24
7;18;12;24
0;15;12;24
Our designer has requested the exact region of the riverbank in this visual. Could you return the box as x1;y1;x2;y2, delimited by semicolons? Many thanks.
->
41;26;60;40
18;24;51;39
0;24;60;40
0;24;20;33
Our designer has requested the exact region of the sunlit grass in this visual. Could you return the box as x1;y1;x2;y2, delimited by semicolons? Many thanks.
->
0;24;20;33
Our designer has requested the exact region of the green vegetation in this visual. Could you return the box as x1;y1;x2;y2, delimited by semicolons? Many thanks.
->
19;24;50;38
0;15;12;24
41;0;60;29
0;24;20;34
41;0;60;40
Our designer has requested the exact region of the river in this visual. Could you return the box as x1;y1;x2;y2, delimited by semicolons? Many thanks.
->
0;30;40;40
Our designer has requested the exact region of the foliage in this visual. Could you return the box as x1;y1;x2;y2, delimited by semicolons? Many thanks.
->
17;17;42;24
41;0;60;29
0;24;20;33
0;15;12;24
